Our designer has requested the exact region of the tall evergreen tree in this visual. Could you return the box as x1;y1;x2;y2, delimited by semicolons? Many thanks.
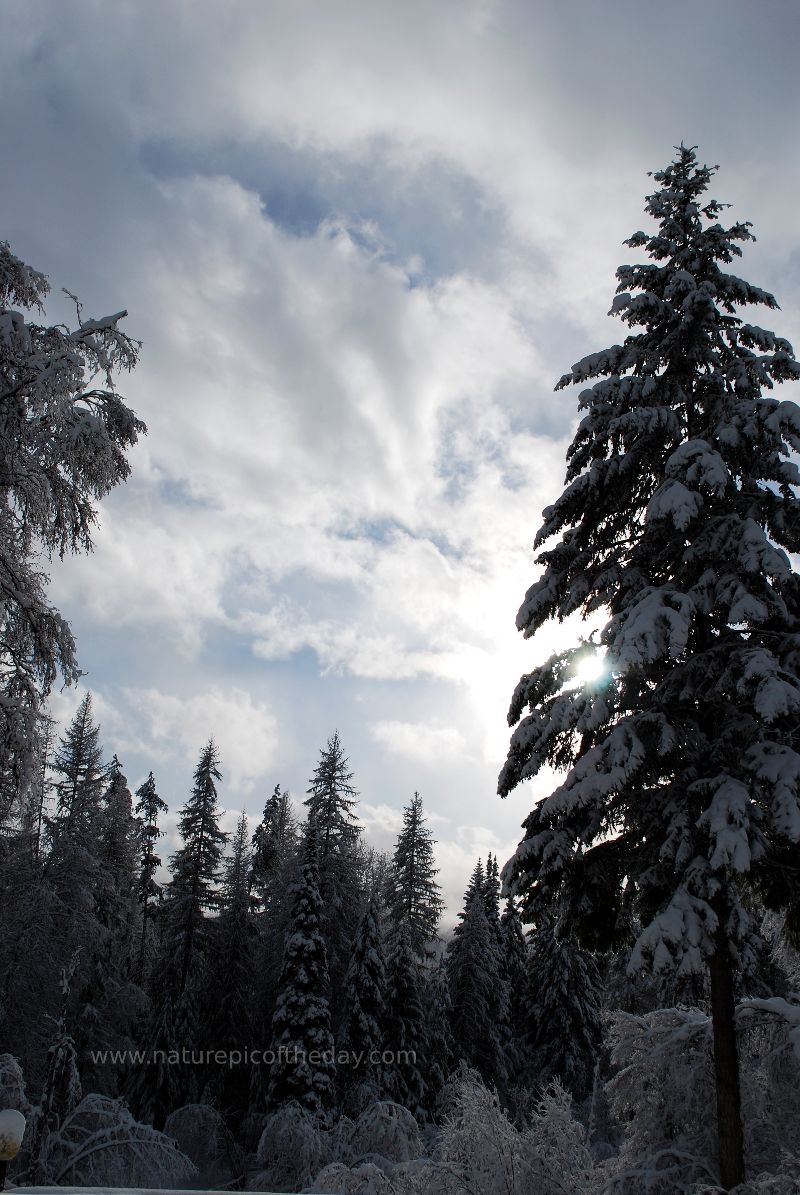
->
483;854;501;923
76;755;142;1094
164;740;227;995
462;858;485;910
47;693;106;867
249;784;299;1060
501;896;529;1078
523;920;604;1100
421;956;454;1114
134;771;167;984
124;994;181;1131
251;782;297;911
499;145;800;1189
305;731;360;859
388;792;444;957
40;694;108;1017
480;853;515;1079
305;732;364;1018
267;828;336;1118
97;756;138;947
383;924;427;1120
205;811;255;1117
339;893;387;1103
446;890;508;1095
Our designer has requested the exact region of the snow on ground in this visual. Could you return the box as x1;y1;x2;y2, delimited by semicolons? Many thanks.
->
14;1189;331;1195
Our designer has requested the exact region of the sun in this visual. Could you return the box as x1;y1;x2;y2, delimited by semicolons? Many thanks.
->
574;651;606;686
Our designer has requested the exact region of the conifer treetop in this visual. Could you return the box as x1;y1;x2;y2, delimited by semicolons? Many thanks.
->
389;791;444;954
50;692;105;835
170;740;227;909
305;730;360;855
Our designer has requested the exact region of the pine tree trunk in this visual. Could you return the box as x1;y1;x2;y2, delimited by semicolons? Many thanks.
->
708;914;745;1190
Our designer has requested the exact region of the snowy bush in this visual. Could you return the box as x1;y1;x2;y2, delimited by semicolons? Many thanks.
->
738;996;800;1174
0;1055;28;1114
30;1092;196;1187
694;1156;800;1195
604;1000;800;1191
526;1082;595;1183
254;1100;330;1191
164;1101;243;1181
337;1100;422;1165
604;1007;718;1193
307;1159;397;1194
435;1071;592;1195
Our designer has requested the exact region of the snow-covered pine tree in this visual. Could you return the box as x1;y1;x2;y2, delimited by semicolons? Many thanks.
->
446;880;509;1094
267;827;336;1119
339;893;387;1104
522;919;604;1100
500;896;529;1077
164;740;227;995
251;783;297;909
463;858;485;909
499;145;800;1189
97;756;139;952
76;756;142;1094
124;994;181;1131
483;854;501;919
0;242;142;801
421;956;454;1114
47;693;106;872
41;695;108;998
305;731;364;1018
249;784;299;1065
305;731;360;859
388;792;444;958
205;810;255;1118
383;924;427;1120
134;771;167;984
481;853;515;1080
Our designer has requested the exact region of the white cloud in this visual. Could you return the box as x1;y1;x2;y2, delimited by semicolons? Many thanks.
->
65;685;279;796
7;0;800;928
359;801;404;842
370;720;467;766
436;823;521;925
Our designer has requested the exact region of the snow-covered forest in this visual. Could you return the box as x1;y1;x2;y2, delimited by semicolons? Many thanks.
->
4;0;800;1177
3;140;800;1195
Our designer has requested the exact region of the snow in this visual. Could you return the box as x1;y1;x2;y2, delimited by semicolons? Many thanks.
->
646;478;703;529
739;996;800;1063
629;885;714;975
14;1189;331;1195
665;438;730;493
609;587;694;666
745;742;800;840
697;775;757;871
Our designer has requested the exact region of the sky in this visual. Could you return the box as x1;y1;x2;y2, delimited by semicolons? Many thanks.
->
2;0;800;923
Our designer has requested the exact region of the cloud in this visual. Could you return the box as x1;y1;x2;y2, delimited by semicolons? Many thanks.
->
436;822;521;927
359;801;404;841
58;685;279;797
6;0;800;929
370;720;466;766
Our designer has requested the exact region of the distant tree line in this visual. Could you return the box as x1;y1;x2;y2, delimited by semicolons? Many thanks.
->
1;703;605;1140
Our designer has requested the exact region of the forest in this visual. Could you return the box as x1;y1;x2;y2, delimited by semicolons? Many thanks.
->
2;144;800;1195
